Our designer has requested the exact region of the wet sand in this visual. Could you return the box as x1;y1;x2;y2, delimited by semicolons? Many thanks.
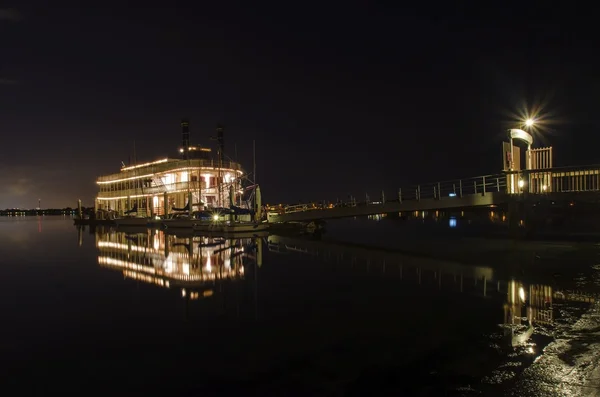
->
509;299;600;396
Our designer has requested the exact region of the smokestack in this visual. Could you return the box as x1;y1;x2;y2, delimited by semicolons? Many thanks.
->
216;124;224;163
181;118;190;158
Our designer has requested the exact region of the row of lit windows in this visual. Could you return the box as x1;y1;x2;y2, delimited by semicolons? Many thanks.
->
98;171;233;193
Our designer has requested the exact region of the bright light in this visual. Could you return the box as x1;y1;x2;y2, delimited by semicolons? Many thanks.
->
525;118;535;127
213;214;219;221
449;217;457;228
542;185;547;191
518;180;525;188
519;287;526;302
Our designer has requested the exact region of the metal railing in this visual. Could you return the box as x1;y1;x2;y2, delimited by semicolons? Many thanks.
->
278;173;508;214
278;165;600;214
97;159;244;183
507;164;600;194
98;181;218;198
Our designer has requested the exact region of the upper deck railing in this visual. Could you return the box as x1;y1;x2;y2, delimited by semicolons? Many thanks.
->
97;181;222;198
97;159;244;183
272;165;600;215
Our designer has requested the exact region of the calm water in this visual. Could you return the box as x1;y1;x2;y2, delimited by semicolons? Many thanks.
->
1;216;600;396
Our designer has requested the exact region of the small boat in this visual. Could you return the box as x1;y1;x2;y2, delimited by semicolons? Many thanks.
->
162;210;213;229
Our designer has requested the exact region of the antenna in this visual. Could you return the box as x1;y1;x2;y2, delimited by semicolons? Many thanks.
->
253;139;256;185
133;140;137;165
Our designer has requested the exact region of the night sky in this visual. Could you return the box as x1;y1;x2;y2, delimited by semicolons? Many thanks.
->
1;3;599;208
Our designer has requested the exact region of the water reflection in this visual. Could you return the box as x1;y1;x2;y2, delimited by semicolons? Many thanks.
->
91;228;595;328
83;227;599;393
95;228;263;300
266;235;594;343
449;216;457;228
502;280;553;350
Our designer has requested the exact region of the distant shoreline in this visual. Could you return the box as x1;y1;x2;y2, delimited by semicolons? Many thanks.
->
0;209;84;216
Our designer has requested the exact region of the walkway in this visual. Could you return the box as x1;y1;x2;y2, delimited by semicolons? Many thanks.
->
268;165;600;223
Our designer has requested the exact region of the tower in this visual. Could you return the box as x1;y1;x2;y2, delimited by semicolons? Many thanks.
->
181;119;190;159
216;124;224;164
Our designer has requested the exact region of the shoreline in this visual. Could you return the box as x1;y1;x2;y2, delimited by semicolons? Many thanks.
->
508;298;600;396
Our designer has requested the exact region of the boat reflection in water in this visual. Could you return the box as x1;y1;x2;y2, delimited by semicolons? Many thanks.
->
95;227;264;299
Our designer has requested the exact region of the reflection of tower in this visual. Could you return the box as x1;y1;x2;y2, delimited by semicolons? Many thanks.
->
256;237;263;267
504;280;525;325
254;250;258;321
529;284;553;325
78;226;83;247
504;280;553;327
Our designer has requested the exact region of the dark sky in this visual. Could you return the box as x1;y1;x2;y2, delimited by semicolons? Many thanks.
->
1;2;599;208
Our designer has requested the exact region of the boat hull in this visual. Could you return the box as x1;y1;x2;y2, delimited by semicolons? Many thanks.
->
115;217;153;227
192;222;270;234
162;219;197;228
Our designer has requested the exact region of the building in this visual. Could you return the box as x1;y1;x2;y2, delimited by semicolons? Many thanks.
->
95;120;245;217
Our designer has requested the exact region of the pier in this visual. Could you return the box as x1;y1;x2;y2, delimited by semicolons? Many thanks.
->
268;165;600;231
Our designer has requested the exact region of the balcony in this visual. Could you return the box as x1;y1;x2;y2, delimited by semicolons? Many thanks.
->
97;159;244;183
98;181;219;198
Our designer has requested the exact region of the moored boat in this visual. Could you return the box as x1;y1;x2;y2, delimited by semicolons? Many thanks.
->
161;210;214;229
91;119;267;234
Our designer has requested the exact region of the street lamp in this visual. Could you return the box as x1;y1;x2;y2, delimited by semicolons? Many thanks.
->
522;119;535;170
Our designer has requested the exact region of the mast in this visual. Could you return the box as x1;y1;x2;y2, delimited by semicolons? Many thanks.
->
182;119;192;214
253;139;260;222
216;124;225;207
187;128;191;214
130;140;138;215
217;149;222;208
198;157;202;211
187;153;192;215
234;142;239;207
218;156;222;208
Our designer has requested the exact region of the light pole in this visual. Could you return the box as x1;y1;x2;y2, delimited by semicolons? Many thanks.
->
508;119;535;193
510;118;535;170
523;119;535;170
